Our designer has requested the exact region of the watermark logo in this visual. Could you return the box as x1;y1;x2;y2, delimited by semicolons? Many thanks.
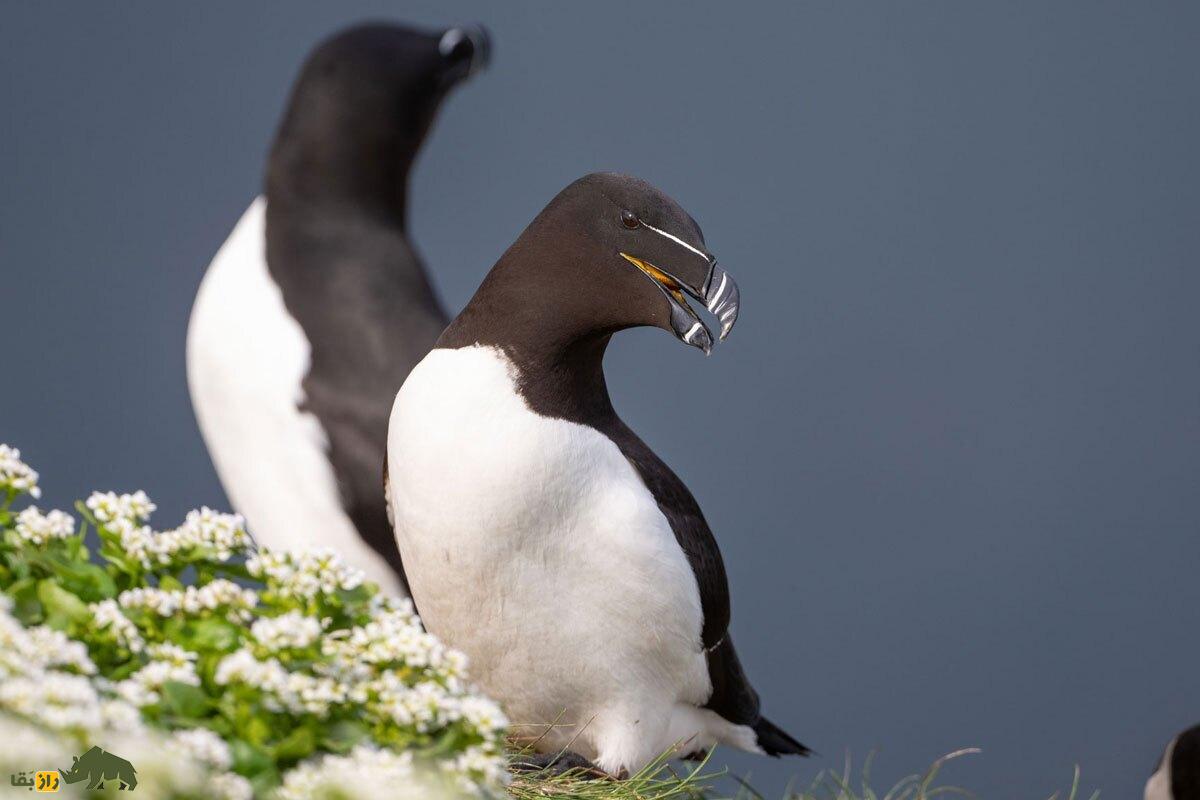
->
9;747;138;792
7;771;59;793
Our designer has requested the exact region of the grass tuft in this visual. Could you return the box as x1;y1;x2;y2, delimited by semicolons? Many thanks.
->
504;748;1099;800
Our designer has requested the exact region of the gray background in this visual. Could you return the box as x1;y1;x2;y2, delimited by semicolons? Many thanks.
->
2;2;1197;796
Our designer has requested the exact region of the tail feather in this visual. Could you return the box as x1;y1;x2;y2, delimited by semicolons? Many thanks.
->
754;716;811;757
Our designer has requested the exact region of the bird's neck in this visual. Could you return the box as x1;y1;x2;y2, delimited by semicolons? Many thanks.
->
265;130;418;224
440;305;618;425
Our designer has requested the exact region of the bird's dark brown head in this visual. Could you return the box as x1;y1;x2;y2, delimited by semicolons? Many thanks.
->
452;173;740;357
268;22;489;211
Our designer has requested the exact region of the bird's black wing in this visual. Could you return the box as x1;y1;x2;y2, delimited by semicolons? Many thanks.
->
298;384;413;598
268;212;447;599
600;419;766;726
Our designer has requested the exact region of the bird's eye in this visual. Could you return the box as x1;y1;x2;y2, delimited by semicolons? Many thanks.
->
621;210;639;229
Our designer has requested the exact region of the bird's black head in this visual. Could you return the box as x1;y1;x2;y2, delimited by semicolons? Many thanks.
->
466;173;739;356
267;22;489;212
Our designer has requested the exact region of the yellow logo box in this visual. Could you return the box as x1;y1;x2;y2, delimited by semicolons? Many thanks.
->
34;771;61;793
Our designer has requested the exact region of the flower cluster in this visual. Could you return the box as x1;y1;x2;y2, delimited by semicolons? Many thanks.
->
323;601;462;671
0;444;510;799
251;610;324;651
115;644;201;707
248;547;365;599
117;579;258;620
276;746;465;800
0;612;96;679
0;444;40;498
14;506;75;545
86;490;156;525
0;606;251;800
215;648;348;716
88;491;253;570
90;599;145;653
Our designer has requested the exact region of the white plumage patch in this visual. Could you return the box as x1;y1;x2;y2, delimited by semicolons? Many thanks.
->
187;198;404;596
386;345;758;774
1145;735;1175;800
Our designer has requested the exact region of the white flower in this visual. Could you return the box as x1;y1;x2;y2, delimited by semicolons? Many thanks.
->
13;506;74;546
90;599;145;653
248;547;364;599
0;713;71;776
181;578;258;618
100;699;145;733
0;610;95;677
276;746;470;800
0;444;41;498
146;642;199;665
118;586;181;616
170;727;232;770
211;772;254;800
323;604;464;682
215;647;280;688
171;506;252;560
96;729;250;800
23;625;96;675
0;672;103;732
214;649;345;717
457;695;508;736
252;610;324;651
116;648;201;707
448;743;511;793
97;503;251;569
117;580;257;621
86;490;155;524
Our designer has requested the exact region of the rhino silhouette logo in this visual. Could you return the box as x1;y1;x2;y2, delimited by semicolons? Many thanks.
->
58;746;138;791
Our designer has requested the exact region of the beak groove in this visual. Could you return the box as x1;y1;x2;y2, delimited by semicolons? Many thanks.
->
620;252;735;354
703;264;740;341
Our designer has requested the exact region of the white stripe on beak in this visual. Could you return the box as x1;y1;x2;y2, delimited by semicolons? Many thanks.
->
639;220;710;261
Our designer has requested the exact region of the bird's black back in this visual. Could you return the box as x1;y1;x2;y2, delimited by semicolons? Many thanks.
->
1173;724;1200;800
261;23;477;591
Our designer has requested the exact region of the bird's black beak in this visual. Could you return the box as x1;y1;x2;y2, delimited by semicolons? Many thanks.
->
439;24;491;83
619;224;740;355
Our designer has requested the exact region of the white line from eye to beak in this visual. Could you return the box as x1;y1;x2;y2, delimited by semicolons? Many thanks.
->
639;220;710;261
706;273;728;311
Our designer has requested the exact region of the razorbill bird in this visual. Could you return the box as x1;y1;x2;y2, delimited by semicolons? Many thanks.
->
1147;724;1200;800
386;172;807;775
188;22;488;596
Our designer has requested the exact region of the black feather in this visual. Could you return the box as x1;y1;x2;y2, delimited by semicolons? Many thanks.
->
754;716;812;757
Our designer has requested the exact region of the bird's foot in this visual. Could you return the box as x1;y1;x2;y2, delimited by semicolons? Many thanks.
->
510;750;608;779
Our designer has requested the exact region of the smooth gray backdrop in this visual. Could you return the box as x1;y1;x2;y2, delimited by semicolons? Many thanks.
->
2;2;1197;796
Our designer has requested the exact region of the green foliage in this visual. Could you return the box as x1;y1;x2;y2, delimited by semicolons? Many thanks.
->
0;445;507;799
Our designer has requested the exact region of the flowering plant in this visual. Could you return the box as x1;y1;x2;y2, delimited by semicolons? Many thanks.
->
0;444;508;799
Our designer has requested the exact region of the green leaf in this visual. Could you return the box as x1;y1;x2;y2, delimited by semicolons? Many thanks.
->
272;724;317;761
37;579;90;628
320;720;370;754
238;714;270;748
8;578;41;624
160;680;211;718
158;574;184;592
98;540;134;572
188;617;240;652
230;738;274;777
108;658;143;681
60;561;116;601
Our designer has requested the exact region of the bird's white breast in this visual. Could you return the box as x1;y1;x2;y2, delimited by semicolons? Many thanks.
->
186;198;402;595
1145;736;1174;800
386;345;713;771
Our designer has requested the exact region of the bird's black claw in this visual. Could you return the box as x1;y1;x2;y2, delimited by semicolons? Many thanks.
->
510;750;606;778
